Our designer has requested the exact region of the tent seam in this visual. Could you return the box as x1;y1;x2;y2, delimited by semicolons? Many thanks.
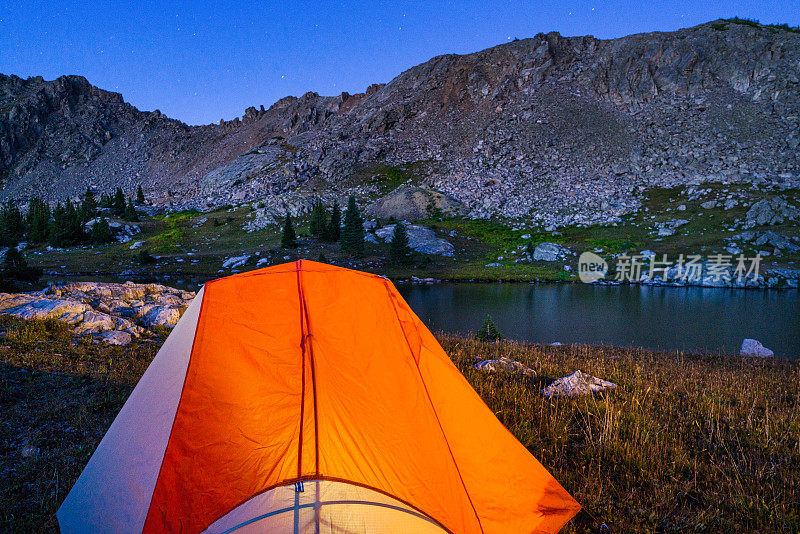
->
296;260;320;474
295;261;307;478
382;281;485;534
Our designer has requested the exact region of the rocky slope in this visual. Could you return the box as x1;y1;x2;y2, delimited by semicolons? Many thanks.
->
1;19;799;226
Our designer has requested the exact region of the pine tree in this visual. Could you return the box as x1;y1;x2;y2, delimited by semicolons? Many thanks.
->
340;195;364;256
26;198;51;244
281;214;297;248
124;197;139;222
389;222;413;264
90;218;113;244
136;185;145;204
309;200;326;237
0;201;24;246
81;187;97;221
323;200;341;242
100;192;112;209
475;315;503;342
112;187;126;216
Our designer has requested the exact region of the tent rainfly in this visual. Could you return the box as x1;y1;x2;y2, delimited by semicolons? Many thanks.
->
58;260;580;533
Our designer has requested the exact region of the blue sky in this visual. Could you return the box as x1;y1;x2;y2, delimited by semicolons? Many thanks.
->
2;1;797;125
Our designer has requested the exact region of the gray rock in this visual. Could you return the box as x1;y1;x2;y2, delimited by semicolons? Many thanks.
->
474;356;535;376
701;200;718;209
542;370;617;397
740;338;774;358
533;242;569;261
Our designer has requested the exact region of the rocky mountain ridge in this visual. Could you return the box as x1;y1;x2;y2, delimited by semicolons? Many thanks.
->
1;19;799;226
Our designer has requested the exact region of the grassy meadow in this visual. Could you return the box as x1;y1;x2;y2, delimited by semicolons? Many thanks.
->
23;184;800;285
1;316;798;532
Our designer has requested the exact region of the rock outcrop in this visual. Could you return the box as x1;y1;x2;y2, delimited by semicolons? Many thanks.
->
1;19;798;225
367;186;466;220
0;281;195;344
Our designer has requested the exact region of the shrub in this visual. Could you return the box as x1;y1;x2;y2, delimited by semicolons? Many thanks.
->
475;315;503;342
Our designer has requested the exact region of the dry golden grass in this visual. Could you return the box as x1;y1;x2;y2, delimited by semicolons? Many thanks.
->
442;336;800;533
0;317;798;532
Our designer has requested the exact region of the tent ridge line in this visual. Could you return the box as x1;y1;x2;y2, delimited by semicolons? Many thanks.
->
142;287;207;531
382;281;485;534
296;260;320;475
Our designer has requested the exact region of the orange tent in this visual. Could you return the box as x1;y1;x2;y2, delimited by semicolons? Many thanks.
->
58;260;580;533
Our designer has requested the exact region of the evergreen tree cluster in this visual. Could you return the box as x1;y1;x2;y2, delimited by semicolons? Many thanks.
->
0;185;145;249
282;196;365;258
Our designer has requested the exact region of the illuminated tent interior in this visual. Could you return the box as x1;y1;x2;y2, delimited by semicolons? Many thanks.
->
58;260;580;533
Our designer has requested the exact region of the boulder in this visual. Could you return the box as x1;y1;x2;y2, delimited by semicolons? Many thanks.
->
375;223;455;256
367;186;466;220
740;339;774;358
542;370;616;397
533;242;570;261
474;356;535;376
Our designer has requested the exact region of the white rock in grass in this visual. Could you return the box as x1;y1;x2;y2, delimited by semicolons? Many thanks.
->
542;370;616;397
474;356;535;376
740;339;774;358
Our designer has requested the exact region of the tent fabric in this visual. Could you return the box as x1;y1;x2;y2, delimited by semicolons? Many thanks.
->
58;260;580;533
